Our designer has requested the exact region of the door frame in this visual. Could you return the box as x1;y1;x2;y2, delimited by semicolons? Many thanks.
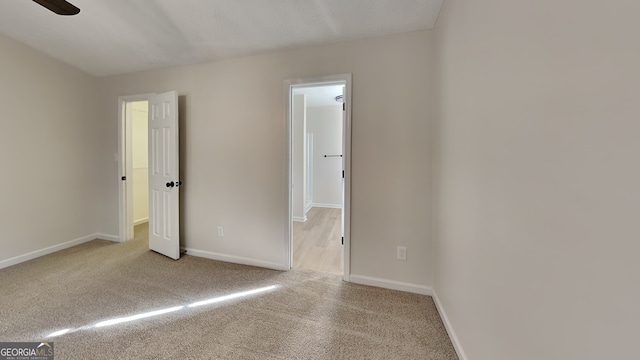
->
284;73;352;281
118;93;154;243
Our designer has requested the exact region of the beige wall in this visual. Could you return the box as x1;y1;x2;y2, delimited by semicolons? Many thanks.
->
97;30;436;287
433;0;640;358
0;33;101;265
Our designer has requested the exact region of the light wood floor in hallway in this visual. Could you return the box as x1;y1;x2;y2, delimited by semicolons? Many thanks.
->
293;207;342;275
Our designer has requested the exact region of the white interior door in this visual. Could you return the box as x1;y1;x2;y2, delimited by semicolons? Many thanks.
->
148;91;180;260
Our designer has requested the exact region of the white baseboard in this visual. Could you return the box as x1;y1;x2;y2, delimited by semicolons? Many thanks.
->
133;218;149;226
292;216;307;223
0;234;100;270
96;233;121;242
432;290;468;360
349;274;433;296
311;203;342;209
182;248;289;271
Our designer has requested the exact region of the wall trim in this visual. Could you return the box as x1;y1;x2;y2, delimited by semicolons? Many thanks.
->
0;234;100;270
349;274;433;296
96;233;121;242
292;216;307;223
182;247;289;271
311;203;342;209
432;290;468;360
133;218;149;226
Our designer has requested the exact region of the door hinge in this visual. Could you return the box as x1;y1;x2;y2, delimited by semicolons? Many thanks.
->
343;103;345;111
121;176;126;181
341;236;344;245
342;170;344;179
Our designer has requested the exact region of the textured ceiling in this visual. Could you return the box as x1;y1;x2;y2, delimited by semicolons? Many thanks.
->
0;0;443;77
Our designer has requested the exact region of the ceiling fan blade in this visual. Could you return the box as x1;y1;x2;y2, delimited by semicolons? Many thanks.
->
32;0;80;16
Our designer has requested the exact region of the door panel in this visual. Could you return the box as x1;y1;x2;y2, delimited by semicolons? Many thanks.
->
148;91;180;260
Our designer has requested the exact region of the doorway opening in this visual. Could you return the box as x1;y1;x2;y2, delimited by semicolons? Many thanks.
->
128;101;149;227
119;95;152;243
286;74;352;281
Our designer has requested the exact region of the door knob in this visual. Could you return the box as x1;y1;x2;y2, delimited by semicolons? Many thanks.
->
176;180;183;187
166;181;175;188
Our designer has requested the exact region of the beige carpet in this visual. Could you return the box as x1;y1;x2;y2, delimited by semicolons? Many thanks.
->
0;225;457;359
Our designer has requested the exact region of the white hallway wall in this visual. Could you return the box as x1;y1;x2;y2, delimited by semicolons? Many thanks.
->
97;30;435;287
307;105;343;207
433;0;640;359
0;33;102;266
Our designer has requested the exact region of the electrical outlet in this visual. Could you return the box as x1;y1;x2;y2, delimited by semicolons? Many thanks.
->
217;226;224;237
397;246;407;261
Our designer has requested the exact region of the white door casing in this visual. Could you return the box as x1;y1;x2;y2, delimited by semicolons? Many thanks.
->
148;91;180;260
341;85;346;270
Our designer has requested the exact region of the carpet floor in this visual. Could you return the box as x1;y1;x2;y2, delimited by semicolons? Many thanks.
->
0;226;457;359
